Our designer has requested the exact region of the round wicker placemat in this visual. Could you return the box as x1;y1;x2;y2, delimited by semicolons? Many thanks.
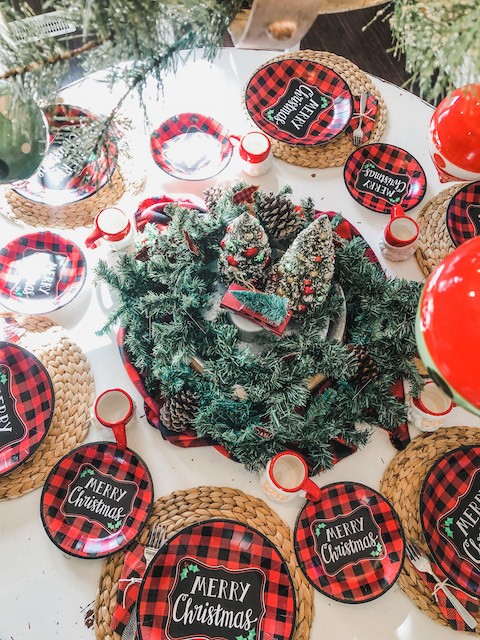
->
380;426;480;628
94;486;314;640
0;133;145;229
243;50;387;168
415;183;465;277
0;314;94;500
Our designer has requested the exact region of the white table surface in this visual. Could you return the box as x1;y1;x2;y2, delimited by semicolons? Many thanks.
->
1;48;479;640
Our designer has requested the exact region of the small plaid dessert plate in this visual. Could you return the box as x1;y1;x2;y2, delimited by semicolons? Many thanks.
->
0;341;54;477
150;112;233;181
0;231;87;315
40;441;153;559
136;519;296;640
12;103;117;206
343;143;427;213
446;181;480;247
421;445;480;597
294;481;405;603
245;58;353;146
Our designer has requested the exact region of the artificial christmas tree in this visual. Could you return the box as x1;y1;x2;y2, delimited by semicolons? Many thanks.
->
267;214;335;313
218;212;271;287
231;289;288;326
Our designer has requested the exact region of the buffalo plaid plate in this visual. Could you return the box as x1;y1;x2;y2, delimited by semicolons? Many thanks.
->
40;441;153;559
12;103;118;206
294;482;405;603
245;58;353;145
0;341;54;476
344;143;427;213
137;519;296;640
446;181;480;247
421;445;480;597
150;113;233;181
0;231;87;315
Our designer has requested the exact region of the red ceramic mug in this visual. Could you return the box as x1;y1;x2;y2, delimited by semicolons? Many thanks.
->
380;205;419;261
85;207;133;250
261;451;321;502
93;388;135;450
229;131;272;176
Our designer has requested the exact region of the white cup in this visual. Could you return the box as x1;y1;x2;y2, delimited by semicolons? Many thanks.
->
379;205;419;262
261;451;321;503
91;388;136;449
408;380;453;432
85;207;134;251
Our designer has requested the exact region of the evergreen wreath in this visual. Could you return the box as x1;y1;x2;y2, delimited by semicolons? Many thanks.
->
97;183;424;472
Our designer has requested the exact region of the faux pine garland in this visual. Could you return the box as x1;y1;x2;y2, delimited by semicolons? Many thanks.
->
97;190;423;472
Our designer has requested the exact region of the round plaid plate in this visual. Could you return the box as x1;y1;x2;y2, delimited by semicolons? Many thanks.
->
150;113;233;181
40;441;153;559
245;58;353;146
11;103;118;206
0;231;87;315
0;341;54;477
137;519;296;640
294;481;405;604
421;445;480;597
446;181;480;247
343;143;427;213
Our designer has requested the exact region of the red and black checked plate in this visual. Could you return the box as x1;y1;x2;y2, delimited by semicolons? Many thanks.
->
244;58;353;146
137;519;296;640
0;231;87;315
150;113;233;181
421;445;480;596
40;441;154;559
446;181;480;247
12;103;117;206
0;341;54;476
294;482;405;603
343;143;427;213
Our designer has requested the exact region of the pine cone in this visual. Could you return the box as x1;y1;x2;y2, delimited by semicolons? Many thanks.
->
160;389;199;432
203;185;226;214
257;193;303;240
347;344;380;385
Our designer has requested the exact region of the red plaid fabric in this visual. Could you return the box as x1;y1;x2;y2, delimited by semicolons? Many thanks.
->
294;482;405;603
421;445;480;597
232;185;260;205
137;519;296;640
111;540;146;636
407;546;479;632
446;181;480;247
40;442;153;559
345;93;379;145
0;341;54;476
343;143;427;213
0;231;87;315
245;58;353;145
150;112;233;180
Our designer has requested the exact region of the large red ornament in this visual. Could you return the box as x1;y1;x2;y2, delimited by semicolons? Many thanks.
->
428;83;480;183
243;246;259;258
416;236;480;415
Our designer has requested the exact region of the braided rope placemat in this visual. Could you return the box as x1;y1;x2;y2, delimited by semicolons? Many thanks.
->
0;136;145;229
380;426;480;628
0;314;94;500
94;486;314;640
243;50;387;168
415;184;465;277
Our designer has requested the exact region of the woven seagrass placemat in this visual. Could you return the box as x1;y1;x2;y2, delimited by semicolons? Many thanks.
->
415;184;466;277
243;49;387;168
0;313;94;499
0;135;145;229
380;426;480;628
94;486;314;640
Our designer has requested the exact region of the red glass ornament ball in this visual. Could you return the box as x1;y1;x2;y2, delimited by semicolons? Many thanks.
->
220;238;226;249
243;246;259;258
226;255;239;266
303;285;315;295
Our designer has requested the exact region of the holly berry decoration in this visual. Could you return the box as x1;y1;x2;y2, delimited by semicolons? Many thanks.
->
218;212;271;287
266;214;335;313
428;83;480;183
0;81;48;183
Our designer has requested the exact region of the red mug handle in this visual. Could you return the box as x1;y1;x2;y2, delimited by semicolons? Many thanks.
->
85;225;103;249
228;134;241;147
110;422;127;450
390;204;406;220
302;477;322;502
